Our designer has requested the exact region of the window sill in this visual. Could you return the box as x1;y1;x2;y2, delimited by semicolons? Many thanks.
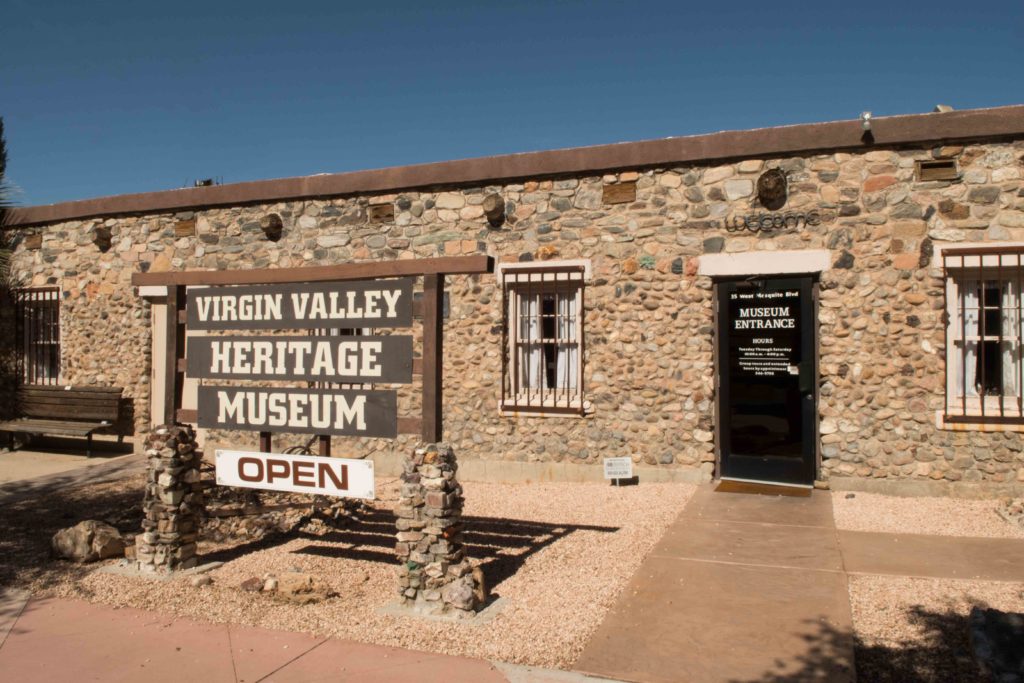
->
500;398;592;418
935;410;1024;432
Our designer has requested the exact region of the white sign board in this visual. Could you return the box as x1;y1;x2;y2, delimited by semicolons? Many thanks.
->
603;457;634;480
215;450;375;500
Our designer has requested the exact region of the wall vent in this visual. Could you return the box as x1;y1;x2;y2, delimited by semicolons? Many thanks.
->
916;159;958;182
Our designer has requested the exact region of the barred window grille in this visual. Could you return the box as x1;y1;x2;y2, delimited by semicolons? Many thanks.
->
14;287;61;386
501;266;585;413
943;248;1024;423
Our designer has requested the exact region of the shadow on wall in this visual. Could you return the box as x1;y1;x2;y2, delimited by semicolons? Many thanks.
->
730;606;990;683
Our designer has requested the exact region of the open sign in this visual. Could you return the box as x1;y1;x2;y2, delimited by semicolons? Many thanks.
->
215;450;375;499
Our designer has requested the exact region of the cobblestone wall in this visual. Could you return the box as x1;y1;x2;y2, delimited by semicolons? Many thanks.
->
7;139;1024;483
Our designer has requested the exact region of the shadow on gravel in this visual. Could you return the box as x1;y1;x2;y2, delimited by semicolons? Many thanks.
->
0;469;145;592
291;507;618;589
3;473;617;600
731;604;991;683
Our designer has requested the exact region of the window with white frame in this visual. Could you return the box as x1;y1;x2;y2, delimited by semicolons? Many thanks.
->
500;263;587;413
943;248;1024;423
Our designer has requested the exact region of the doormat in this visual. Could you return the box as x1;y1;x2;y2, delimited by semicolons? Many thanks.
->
715;479;812;498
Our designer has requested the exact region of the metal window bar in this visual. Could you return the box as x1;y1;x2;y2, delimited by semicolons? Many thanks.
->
501;266;586;413
943;247;1024;424
14;287;60;386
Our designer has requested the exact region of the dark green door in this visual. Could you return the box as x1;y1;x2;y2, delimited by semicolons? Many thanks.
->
717;276;817;485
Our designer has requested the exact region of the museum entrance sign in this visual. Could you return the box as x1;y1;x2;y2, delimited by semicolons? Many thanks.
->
716;276;817;486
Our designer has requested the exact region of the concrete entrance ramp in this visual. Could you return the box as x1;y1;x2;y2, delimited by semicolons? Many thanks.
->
576;485;854;683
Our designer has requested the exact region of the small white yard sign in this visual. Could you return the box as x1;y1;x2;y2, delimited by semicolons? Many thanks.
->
603;457;634;480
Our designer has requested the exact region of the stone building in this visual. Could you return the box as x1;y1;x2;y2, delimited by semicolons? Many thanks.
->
3;104;1024;493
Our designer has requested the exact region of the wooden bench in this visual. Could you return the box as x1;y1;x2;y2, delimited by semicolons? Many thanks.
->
0;385;123;457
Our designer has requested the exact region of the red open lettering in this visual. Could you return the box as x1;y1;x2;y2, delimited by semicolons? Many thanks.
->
293;461;315;487
238;457;264;482
267;459;289;483
318;462;348;491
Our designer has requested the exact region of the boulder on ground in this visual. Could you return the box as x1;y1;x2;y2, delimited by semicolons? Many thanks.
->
51;521;126;563
274;572;333;604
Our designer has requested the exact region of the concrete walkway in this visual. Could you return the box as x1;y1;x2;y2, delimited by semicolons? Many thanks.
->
577;486;855;683
0;434;135;483
0;449;143;505
575;485;1024;683
0;591;617;683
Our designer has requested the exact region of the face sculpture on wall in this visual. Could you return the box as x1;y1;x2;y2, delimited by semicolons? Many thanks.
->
756;168;788;211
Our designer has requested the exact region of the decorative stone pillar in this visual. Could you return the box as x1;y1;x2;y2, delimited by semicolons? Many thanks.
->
395;443;485;615
135;424;204;573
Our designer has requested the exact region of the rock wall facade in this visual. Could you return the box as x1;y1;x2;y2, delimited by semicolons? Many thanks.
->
7;139;1024;484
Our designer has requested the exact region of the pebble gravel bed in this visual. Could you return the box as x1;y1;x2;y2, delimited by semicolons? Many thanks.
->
849;574;1024;682
832;491;1024;539
17;477;694;669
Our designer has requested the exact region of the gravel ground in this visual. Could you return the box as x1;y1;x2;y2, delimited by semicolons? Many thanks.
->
849;574;1024;682
6;475;693;669
832;491;1024;539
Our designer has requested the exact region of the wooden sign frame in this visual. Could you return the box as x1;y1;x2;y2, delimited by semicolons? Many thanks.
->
132;255;494;451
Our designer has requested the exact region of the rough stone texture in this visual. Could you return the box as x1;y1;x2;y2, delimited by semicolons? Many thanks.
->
51;520;125;563
394;443;484;615
273;571;335;605
135;424;204;573
6;141;1024;484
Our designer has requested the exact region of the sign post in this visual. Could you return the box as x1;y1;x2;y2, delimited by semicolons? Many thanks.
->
131;256;495;602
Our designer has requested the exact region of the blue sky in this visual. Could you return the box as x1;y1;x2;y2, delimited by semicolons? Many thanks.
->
2;0;1021;206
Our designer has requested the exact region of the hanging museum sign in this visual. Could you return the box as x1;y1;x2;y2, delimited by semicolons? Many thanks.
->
197;386;398;437
215;449;375;499
186;278;414;330
187;335;413;382
187;278;413;439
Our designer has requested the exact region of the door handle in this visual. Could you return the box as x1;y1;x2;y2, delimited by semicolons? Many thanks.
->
798;361;814;394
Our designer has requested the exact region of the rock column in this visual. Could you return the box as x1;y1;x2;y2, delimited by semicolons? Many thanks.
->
395;443;484;615
135;424;204;573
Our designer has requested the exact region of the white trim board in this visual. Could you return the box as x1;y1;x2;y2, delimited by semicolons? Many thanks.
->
698;250;831;277
495;258;592;281
931;241;1024;269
